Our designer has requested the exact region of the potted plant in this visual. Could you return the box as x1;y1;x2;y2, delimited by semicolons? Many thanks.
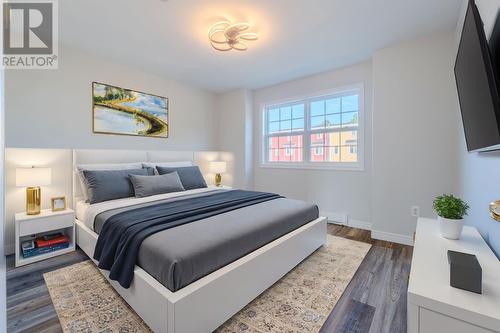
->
433;194;469;239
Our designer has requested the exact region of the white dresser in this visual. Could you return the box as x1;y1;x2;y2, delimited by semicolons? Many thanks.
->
408;218;500;333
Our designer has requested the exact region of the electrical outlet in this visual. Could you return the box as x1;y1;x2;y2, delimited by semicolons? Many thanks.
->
411;206;420;217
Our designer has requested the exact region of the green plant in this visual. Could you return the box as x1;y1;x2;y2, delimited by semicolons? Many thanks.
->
433;194;469;219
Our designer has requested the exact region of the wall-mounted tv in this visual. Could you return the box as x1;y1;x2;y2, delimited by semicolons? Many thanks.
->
455;0;500;152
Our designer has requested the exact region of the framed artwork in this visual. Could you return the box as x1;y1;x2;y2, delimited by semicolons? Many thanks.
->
51;196;66;212
92;82;169;138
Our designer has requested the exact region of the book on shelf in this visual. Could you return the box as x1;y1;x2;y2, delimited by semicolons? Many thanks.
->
35;235;69;248
20;233;71;259
40;232;64;241
21;239;35;252
21;240;69;258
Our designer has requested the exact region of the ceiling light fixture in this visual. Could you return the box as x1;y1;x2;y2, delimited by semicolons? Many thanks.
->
208;21;258;51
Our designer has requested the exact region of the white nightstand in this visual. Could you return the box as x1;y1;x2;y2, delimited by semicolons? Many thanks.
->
15;209;75;267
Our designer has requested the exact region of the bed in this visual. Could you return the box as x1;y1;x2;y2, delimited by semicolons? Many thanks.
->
73;149;327;333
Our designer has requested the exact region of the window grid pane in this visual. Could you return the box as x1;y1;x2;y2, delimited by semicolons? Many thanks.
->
269;121;280;134
340;145;358;162
292;118;304;131
326;98;341;114
280;106;292;120
292;104;304;119
311;115;325;129
342;111;358;126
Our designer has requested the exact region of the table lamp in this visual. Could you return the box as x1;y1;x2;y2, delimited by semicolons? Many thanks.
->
209;161;227;187
16;167;51;215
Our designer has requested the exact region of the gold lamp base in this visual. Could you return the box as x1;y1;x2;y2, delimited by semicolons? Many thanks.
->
26;186;41;215
215;173;222;187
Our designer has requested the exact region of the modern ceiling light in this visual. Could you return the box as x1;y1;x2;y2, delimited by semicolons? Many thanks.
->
208;21;258;51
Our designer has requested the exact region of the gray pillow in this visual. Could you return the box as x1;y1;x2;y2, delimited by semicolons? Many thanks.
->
76;162;143;201
129;172;185;198
156;166;207;190
82;168;154;204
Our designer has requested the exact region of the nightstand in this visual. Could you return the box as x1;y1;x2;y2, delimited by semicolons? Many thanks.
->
15;209;75;267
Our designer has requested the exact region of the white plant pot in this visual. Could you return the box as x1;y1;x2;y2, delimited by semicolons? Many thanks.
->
438;216;464;240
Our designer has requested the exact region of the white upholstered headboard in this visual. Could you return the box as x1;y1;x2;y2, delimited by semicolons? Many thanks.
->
72;149;232;206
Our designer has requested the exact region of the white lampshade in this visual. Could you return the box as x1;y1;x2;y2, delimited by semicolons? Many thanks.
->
209;161;227;174
16;167;52;187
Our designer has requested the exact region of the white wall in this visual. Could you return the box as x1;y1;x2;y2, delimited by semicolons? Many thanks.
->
371;31;462;244
5;44;217;151
215;89;253;189
457;0;500;257
253;61;373;227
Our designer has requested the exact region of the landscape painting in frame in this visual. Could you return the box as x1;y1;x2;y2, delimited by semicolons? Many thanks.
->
92;82;169;138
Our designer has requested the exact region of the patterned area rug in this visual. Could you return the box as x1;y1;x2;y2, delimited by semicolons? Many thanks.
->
44;260;152;333
44;235;370;333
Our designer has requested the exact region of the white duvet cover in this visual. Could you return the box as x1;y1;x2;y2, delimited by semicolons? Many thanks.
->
76;187;220;231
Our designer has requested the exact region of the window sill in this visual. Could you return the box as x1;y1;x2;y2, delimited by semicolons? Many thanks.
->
258;163;364;171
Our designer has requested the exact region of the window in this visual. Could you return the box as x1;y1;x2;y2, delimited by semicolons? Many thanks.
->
266;103;305;163
262;85;363;169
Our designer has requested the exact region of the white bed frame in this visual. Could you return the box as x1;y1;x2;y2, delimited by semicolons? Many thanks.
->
73;149;327;333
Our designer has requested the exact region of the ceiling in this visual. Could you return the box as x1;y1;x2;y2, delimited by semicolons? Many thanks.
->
60;0;463;92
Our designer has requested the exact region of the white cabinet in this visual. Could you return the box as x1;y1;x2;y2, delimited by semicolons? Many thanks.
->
408;218;500;333
420;308;492;333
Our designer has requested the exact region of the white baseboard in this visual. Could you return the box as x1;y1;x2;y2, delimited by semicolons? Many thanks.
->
320;211;348;224
320;211;372;231
348;219;372;231
371;230;414;246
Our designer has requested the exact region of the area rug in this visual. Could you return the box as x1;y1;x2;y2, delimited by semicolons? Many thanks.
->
44;235;371;333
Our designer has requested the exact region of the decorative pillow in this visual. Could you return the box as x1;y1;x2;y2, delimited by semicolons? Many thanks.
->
142;161;193;175
82;168;154;204
156;166;207;190
129;172;185;198
76;162;143;201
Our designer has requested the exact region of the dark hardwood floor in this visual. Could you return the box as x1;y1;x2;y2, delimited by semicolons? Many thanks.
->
6;225;413;333
323;225;413;333
6;251;87;333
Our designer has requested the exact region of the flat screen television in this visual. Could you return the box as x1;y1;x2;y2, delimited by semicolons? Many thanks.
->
455;0;500;152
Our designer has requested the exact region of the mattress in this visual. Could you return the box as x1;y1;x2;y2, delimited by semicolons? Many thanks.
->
81;188;319;291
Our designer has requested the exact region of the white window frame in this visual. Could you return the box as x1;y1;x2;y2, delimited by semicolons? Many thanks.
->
259;83;364;171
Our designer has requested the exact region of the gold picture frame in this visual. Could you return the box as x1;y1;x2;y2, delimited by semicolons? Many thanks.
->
92;82;169;138
51;196;66;212
490;200;500;222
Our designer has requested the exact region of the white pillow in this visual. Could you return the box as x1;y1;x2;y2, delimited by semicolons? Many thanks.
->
76;162;143;201
142;161;193;175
